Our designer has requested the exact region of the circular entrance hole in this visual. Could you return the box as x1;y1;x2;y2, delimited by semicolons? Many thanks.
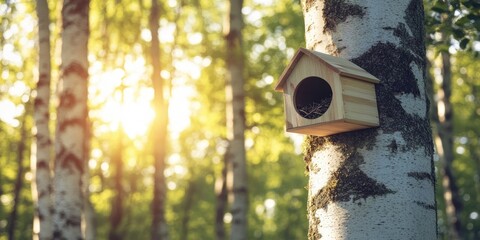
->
294;76;333;119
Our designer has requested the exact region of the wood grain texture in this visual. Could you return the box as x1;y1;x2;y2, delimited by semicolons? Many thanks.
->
278;51;379;136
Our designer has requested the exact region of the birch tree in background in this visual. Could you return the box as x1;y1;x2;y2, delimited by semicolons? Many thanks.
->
433;47;462;240
430;5;463;239
53;0;89;239
300;0;436;239
32;0;53;238
149;0;169;239
225;0;248;239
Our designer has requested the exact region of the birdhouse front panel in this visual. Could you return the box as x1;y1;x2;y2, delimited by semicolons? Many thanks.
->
275;48;380;137
282;56;345;131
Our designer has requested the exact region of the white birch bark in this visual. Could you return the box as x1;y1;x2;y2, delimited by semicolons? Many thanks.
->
225;0;248;239
301;0;436;239
32;0;53;238
53;0;89;239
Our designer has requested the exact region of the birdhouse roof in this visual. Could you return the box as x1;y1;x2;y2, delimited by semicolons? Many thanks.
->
275;48;380;92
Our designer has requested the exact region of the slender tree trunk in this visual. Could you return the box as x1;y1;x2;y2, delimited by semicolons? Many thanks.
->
33;0;53;238
109;126;124;240
301;1;436;239
225;0;248;239
150;0;169;239
434;49;463;240
7;111;28;240
53;0;89;239
215;145;229;240
179;179;196;240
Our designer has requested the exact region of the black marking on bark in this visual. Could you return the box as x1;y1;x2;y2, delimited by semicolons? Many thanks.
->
414;201;436;210
408;171;434;183
37;161;49;170
62;0;89;30
57;147;84;174
325;43;345;56
53;230;63;239
307;23;313;32
304;0;315;12
304;129;378;169
59;118;86;132
38;210;44;221
37;137;52;148
353;43;421;96
34;98;46;108
390;23;424;65
310;152;395;210
38;188;49;198
405;0;425;59
38;73;50;87
58;91;77;109
59;211;66;219
233;187;248;194
66;216;81;227
62;62;88;79
387;139;398;153
323;0;365;33
382;0;426;78
350;43;433;156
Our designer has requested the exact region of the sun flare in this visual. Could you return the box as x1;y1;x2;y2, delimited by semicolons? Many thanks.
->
89;56;196;140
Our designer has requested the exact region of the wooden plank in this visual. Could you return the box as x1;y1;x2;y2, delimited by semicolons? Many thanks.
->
341;77;377;99
287;120;374;136
345;112;379;125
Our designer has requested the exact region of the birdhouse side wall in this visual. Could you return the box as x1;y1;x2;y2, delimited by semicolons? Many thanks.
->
341;76;379;126
283;56;345;130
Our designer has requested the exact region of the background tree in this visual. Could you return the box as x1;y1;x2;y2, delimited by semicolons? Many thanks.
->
53;0;89;238
10;0;480;239
7;102;30;240
150;0;169;239
31;0;53;238
425;0;480;238
108;85;125;240
300;0;436;238
224;0;248;239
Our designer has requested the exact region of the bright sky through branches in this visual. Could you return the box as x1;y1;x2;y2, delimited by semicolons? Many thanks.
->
88;53;196;140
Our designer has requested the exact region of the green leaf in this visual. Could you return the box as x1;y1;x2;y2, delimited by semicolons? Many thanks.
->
452;28;466;39
460;38;470;49
455;16;470;26
431;1;449;13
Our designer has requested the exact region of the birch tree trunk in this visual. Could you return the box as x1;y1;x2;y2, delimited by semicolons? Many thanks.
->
53;0;89;239
32;0;53;238
215;148;229;240
301;1;436;239
150;0;169;239
225;0;248;239
434;49;463;240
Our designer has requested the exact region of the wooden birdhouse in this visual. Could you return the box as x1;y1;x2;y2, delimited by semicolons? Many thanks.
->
275;48;380;137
